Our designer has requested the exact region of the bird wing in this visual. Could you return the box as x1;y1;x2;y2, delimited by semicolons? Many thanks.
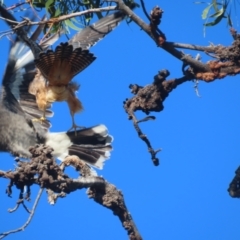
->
1;22;60;129
69;11;125;50
0;6;43;59
0;6;125;121
35;11;125;86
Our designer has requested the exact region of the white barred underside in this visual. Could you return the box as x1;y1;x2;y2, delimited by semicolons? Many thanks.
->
45;124;113;169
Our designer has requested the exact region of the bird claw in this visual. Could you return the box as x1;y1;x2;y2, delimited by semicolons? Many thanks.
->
32;117;47;124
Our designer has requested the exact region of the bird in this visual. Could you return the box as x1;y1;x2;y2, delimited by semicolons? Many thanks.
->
0;6;125;133
0;27;113;169
31;43;96;132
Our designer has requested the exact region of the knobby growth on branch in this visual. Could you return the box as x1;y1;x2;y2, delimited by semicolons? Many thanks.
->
109;0;240;165
228;166;240;198
123;70;192;165
0;0;240;238
0;145;142;240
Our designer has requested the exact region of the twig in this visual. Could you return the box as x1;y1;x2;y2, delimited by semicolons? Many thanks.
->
193;79;201;97
107;1;240;80
139;0;151;22
0;30;13;39
8;191;31;213
88;181;142;240
109;0;211;72
0;6;118;30
1;145;142;239
0;188;43;239
40;23;53;43
124;70;193;166
168;41;219;53
6;2;26;11
127;110;161;166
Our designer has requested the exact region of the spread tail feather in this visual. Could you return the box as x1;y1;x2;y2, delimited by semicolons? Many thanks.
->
35;42;96;84
46;124;113;169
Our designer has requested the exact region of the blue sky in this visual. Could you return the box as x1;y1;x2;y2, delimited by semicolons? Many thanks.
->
0;1;240;239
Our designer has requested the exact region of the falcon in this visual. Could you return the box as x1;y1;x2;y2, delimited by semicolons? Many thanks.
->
32;43;96;132
0;6;125;133
0;23;113;169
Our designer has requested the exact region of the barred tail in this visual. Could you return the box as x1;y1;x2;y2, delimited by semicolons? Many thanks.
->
46;124;113;169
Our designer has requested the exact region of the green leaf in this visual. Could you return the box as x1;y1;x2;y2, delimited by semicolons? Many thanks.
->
82;0;90;4
32;0;45;8
64;19;82;31
208;6;225;18
45;0;54;10
202;4;213;19
212;0;219;12
54;8;61;17
204;13;225;26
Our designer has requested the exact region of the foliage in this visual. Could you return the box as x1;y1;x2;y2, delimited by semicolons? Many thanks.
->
195;0;239;28
1;0;136;34
31;0;135;33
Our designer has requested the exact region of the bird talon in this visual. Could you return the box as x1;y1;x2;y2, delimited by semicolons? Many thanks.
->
32;117;46;124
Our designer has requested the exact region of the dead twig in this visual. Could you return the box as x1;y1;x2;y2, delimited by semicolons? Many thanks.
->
139;0;151;22
124;70;193;166
0;188;43;240
88;182;142;240
0;6;117;31
0;145;142;240
6;2;27;11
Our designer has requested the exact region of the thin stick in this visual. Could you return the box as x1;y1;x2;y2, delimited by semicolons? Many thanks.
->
0;6;117;29
0;188;43;239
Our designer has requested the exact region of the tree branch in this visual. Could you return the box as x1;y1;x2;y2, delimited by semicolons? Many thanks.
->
0;145;142;240
0;188;43;240
0;6;118;30
109;0;211;72
123;70;193;165
168;41;219;53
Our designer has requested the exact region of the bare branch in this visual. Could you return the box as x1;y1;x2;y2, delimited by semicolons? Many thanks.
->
123;70;193;165
110;0;211;72
6;2;26;11
88;182;142;240
168;41;219;53
139;0;151;22
0;145;142;240
0;188;43;240
0;6;118;31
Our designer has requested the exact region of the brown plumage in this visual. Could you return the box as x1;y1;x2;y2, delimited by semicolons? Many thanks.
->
32;43;96;131
0;5;115;169
29;68;84;130
35;43;96;86
2;8;126;132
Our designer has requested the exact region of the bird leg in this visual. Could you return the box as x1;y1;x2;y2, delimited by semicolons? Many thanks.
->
67;112;85;136
66;88;84;135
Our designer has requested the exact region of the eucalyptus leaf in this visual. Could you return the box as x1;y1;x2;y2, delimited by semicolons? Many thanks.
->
202;4;213;19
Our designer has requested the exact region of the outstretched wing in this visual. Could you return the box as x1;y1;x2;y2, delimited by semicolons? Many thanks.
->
69;11;125;50
34;11;125;86
0;6;125;120
1;25;59;129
